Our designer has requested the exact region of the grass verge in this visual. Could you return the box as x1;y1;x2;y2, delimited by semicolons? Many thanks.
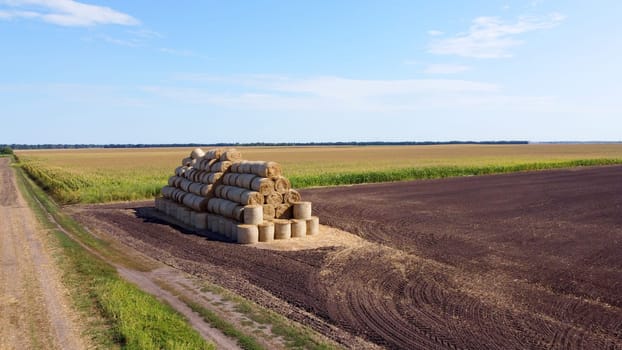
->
289;159;622;188
13;162;214;350
200;283;338;350
180;297;264;350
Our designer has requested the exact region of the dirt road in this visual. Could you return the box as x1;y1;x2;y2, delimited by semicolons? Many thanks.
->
0;158;85;350
74;165;622;350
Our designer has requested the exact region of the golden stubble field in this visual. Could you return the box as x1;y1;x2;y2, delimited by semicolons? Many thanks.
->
15;143;622;203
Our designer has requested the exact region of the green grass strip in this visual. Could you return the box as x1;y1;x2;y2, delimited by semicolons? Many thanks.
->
179;297;264;350
14;163;214;350
200;284;338;350
289;158;622;188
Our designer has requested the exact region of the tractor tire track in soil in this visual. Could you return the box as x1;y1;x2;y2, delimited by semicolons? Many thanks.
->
73;165;622;349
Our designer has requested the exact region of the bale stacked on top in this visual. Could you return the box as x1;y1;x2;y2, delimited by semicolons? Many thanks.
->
155;147;320;244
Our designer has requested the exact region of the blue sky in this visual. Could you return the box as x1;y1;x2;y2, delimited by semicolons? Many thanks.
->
1;1;620;144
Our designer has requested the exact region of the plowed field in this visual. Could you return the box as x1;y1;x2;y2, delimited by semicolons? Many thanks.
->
72;165;622;349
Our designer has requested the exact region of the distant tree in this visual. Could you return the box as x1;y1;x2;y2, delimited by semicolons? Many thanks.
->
0;146;13;155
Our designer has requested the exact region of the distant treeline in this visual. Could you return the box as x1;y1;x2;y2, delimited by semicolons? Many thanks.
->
2;141;529;150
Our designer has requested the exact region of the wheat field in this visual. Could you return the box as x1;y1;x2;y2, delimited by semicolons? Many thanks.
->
16;144;622;203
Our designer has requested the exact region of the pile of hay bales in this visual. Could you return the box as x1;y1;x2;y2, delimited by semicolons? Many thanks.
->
155;147;320;244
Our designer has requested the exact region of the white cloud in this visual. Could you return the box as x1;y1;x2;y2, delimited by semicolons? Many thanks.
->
0;0;138;26
424;64;471;74
429;13;565;58
427;30;444;36
144;74;516;112
98;35;139;47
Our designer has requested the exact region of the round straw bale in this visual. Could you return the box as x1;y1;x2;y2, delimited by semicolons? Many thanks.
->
273;219;291;240
264;191;283;206
210;161;232;173
165;199;174;213
236;224;258;244
261;161;282;178
182;169;193;181
178;207;191;225
251;177;275;196
167;202;179;217
197;172;207;184
205;148;224;160
220;148;242;162
240;174;256;188
273;176;291;194
284;189;302;204
238;162;251;174
163;202;170;216
188;183;203;196
293;201;312;219
182;193;197;210
191;148;205;159
208;198;229;217
233;173;253;188
181;157;193;167
197;196;209;211
168;176;177;187
227;220;236;241
232;206;244;222
174;176;184;187
258;222;275;242
306;216;320;235
240;191;264;205
230;162;242;173
218;185;232;199
175;189;188;204
175;166;187;176
196;159;207;171
222;173;237;186
217;199;230;215
218;218;226;236
291;219;306;238
224;186;244;202
262;204;276;219
243;205;263;225
213;185;224;198
207;172;222;185
223;219;231;237
201;184;213;197
179;179;192;192
275;203;292;219
193;212;207;229
184;168;194;179
160;186;175;199
207;198;218;213
189;210;197;226
208;214;220;232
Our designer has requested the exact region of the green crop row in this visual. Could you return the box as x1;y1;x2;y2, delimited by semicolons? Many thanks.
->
20;161;164;203
289;159;622;188
18;156;622;204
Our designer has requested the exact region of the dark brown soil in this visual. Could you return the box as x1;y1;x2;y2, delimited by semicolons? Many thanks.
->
71;165;622;350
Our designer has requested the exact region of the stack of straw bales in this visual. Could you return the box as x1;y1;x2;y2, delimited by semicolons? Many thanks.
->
155;147;320;244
